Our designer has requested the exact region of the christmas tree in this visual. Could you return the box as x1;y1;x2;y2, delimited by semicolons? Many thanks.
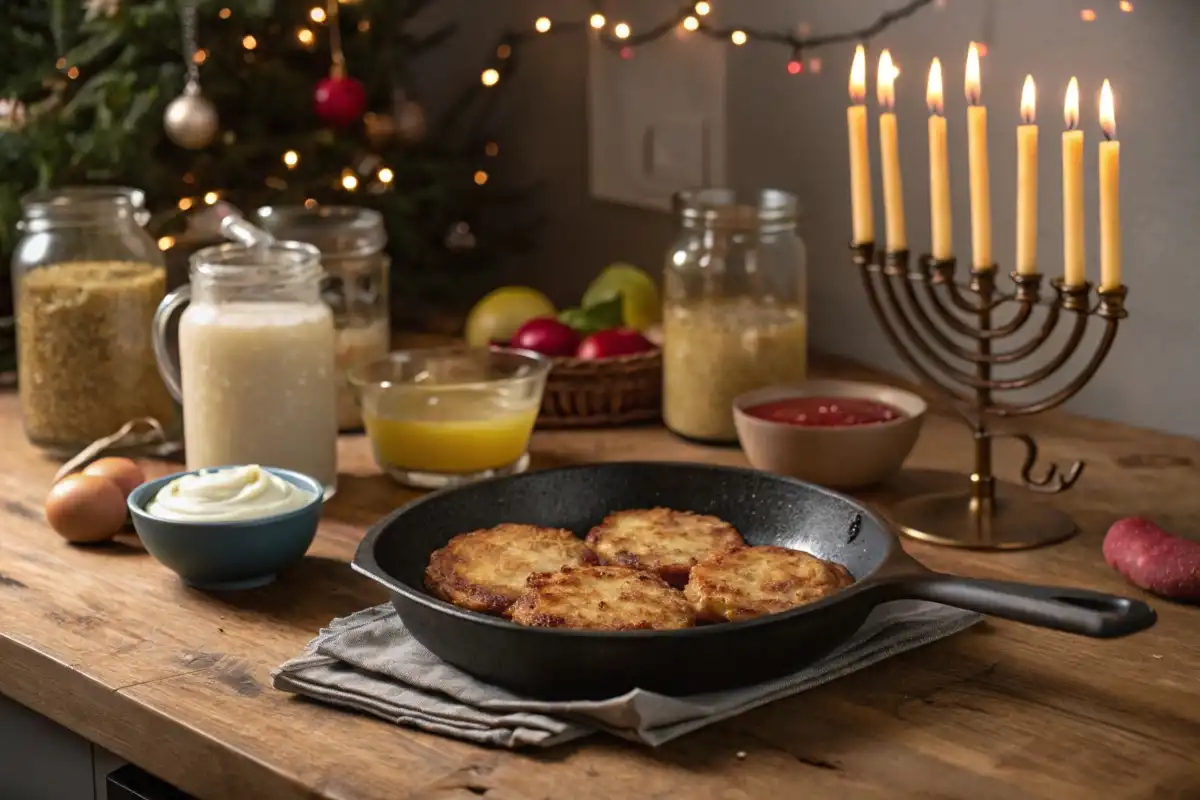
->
0;0;537;334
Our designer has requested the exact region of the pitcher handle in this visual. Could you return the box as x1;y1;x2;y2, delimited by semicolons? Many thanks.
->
152;286;190;403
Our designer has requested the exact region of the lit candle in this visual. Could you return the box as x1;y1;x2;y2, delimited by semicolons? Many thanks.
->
927;58;952;260
847;45;874;244
1062;77;1085;286
1099;79;1121;290
965;43;992;269
877;49;906;252
1016;75;1039;275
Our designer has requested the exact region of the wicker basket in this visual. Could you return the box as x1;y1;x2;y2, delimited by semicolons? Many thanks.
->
537;350;662;428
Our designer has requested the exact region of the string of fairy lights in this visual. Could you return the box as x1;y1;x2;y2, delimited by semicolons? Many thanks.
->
479;0;1136;85
478;0;938;88
157;0;1137;251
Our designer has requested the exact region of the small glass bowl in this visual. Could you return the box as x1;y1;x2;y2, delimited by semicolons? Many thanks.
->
348;346;552;489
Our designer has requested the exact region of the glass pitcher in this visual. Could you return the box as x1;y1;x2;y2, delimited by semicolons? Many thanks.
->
12;186;179;454
152;241;339;498
662;188;808;444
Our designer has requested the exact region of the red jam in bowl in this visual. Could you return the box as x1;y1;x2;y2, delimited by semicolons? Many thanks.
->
743;396;906;428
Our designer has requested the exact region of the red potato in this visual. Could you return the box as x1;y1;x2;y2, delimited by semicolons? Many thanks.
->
511;317;581;357
575;328;656;360
1103;516;1200;600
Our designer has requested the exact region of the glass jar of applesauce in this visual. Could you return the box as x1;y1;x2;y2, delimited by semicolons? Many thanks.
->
662;189;808;444
254;205;389;431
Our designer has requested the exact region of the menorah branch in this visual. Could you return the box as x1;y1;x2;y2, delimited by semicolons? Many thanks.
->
854;244;972;404
922;257;1045;343
906;263;1057;365
938;266;1014;315
985;313;1122;417
875;251;1005;391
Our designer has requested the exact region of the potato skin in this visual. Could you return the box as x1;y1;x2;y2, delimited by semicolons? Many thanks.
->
1103;516;1200;600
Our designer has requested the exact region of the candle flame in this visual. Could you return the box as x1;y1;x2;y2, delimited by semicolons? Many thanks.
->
1100;79;1116;139
965;42;981;104
849;45;867;103
877;49;896;109
1064;76;1080;130
1020;75;1036;124
927;58;944;114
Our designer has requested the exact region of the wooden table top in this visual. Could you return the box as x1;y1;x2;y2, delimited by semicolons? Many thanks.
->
2;359;1199;800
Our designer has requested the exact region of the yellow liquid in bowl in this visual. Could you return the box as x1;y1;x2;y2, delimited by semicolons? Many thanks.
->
363;387;539;474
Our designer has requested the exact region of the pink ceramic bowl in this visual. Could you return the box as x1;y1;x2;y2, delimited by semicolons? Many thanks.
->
733;380;927;490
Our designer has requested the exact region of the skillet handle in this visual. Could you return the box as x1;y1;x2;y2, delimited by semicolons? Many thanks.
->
893;574;1156;638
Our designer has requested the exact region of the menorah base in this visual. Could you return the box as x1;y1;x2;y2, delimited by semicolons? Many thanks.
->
888;479;1079;551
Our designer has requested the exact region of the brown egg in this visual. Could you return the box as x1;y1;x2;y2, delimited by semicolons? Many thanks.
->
82;457;146;498
44;474;128;544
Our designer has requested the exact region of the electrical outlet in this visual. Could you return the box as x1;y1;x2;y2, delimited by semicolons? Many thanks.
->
588;30;726;212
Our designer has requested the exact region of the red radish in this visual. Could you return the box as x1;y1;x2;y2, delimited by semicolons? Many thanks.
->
575;328;656;360
1103;516;1200;600
511;317;581;357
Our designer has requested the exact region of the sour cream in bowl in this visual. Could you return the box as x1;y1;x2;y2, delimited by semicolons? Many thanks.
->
147;464;315;523
129;465;324;591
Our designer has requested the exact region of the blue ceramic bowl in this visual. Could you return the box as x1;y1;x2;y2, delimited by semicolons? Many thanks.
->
128;466;324;591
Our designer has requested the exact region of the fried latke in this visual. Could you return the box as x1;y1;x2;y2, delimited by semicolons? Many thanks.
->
584;508;745;587
684;546;854;623
509;566;696;631
425;524;598;615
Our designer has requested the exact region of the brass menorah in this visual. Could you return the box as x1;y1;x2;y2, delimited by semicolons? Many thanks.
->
852;242;1129;550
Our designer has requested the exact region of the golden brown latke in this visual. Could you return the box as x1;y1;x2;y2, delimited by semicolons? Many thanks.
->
584;507;745;587
684;546;854;623
424;524;598;615
508;565;696;631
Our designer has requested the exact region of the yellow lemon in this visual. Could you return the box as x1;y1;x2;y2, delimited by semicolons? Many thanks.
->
464;286;556;346
581;263;661;331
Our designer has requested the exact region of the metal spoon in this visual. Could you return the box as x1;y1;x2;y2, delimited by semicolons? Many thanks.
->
219;214;275;247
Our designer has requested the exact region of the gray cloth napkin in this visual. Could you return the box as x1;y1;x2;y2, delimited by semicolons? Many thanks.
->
273;601;981;748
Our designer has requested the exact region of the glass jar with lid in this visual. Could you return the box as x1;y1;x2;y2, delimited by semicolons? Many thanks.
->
662;188;808;444
12;186;179;455
254;205;390;431
17;185;153;229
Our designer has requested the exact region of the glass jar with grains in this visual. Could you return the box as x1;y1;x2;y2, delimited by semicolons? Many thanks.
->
254;205;390;431
12;186;178;455
662;189;808;444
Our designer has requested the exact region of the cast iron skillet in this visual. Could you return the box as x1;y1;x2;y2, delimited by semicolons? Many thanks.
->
353;462;1156;700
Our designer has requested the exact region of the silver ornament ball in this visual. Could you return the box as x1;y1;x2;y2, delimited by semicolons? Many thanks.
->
164;87;219;150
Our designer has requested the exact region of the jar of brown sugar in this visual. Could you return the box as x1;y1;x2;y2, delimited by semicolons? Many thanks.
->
12;186;180;454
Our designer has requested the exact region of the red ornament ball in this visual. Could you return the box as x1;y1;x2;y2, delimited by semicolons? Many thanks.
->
314;75;366;127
